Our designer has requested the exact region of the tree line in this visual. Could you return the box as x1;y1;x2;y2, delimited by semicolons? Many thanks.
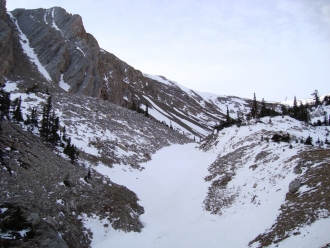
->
0;86;78;163
214;90;330;131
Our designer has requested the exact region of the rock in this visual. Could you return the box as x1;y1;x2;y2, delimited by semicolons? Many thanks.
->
40;228;69;248
26;212;41;228
254;151;270;162
289;179;301;194
293;165;302;174
0;0;6;20
0;0;14;81
44;216;59;231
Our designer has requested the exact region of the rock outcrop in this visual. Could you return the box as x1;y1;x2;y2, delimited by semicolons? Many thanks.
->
288;178;302;194
0;0;13;84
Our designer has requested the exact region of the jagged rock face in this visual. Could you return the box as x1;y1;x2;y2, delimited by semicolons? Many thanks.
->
0;0;13;84
10;7;104;97
0;0;6;20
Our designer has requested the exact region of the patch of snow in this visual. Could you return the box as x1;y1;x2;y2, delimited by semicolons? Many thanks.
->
59;74;70;92
143;74;173;86
76;45;85;56
51;8;63;35
80;213;114;246
3;81;18;92
56;199;64;205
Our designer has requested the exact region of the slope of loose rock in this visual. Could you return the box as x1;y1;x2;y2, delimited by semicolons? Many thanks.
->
0;120;144;248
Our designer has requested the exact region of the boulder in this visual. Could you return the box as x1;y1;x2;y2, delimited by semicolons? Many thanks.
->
26;212;41;228
40;228;69;248
289;179;301;194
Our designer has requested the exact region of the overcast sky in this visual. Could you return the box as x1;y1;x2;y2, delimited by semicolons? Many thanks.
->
7;0;330;102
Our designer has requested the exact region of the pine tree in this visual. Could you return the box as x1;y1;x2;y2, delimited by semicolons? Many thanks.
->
31;107;38;126
236;110;243;126
226;106;231;123
145;103;149;117
305;135;313;145
259;98;266;117
131;100;137;111
63;138;79;163
49;111;60;145
293;96;298;118
63;137;71;154
39;96;52;141
311;90;320;106
281;105;288;116
62;126;67;143
251;93;258;118
13;96;24;122
0;87;11;129
24;108;37;131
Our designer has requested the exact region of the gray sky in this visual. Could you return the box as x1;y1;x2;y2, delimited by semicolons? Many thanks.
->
7;0;330;102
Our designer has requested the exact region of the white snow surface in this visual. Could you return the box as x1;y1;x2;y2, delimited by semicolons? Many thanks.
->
51;8;62;35
8;12;52;82
143;74;173;86
3;81;18;92
93;143;220;248
59;74;70;92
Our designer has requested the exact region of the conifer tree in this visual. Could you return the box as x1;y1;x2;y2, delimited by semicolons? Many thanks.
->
0;87;11;129
63;137;79;163
24;107;38;131
236;110;243;126
62;126;67;143
39;96;52;141
226;106;231;123
131;100;137;111
293;96;298;118
251;93;258;118
311;90;320;106
31;107;38;126
259;98;266;117
13;96;24;123
145;103;149;117
281;105;288;116
49;111;60;145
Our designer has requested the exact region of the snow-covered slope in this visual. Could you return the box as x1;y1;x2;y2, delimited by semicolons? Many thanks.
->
4;81;191;170
79;115;330;248
201;116;330;247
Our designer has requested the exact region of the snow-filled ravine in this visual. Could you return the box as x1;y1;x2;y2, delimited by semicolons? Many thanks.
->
89;143;218;247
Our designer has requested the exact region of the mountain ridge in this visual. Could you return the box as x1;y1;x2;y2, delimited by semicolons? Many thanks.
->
1;2;283;138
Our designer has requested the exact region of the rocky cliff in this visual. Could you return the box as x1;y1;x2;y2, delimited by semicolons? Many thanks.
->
0;0;13;84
